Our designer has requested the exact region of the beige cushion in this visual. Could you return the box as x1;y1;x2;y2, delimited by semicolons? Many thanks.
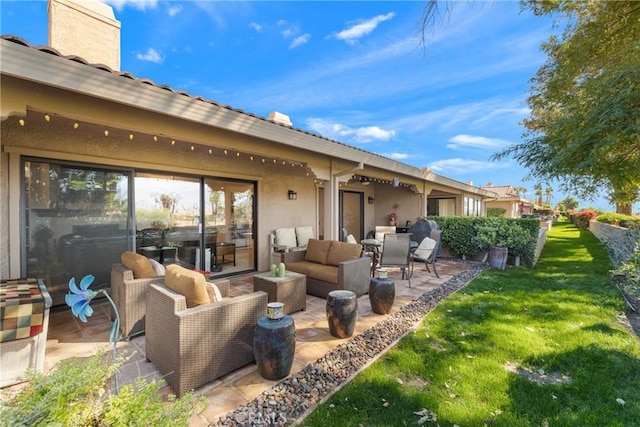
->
305;239;332;265
295;226;314;247
206;282;223;303
121;251;157;279
164;264;210;308
275;228;297;248
326;241;363;266
375;226;397;242
413;237;436;261
346;234;357;244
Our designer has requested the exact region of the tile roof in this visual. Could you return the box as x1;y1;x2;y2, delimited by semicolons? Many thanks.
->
481;185;518;199
0;34;386;161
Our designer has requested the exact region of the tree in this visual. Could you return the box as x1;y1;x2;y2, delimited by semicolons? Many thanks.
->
545;187;553;206
491;1;640;215
556;196;579;212
533;183;543;207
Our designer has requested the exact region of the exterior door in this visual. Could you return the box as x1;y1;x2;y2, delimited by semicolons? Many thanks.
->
340;191;364;241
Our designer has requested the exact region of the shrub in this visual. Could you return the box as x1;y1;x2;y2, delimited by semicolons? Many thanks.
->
598;213;640;229
486;208;506;217
573;210;597;229
426;216;539;266
0;351;202;426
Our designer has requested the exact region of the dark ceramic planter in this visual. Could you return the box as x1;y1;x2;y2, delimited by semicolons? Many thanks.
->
369;277;395;314
326;290;357;338
253;315;296;380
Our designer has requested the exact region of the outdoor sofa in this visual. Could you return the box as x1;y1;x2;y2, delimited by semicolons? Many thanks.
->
282;238;370;298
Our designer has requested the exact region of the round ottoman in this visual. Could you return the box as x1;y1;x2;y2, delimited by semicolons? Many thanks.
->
253;315;296;380
326;290;358;338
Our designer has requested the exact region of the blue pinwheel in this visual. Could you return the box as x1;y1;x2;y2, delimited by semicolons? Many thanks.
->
65;275;98;322
65;274;122;392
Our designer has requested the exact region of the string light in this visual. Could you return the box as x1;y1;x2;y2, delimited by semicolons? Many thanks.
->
19;119;25;126
171;140;176;145
44;114;50;122
104;130;109;136
209;149;213;154
73;123;79;129
190;146;194;151
153;135;158;142
129;134;134;140
236;152;240;157
224;150;228;155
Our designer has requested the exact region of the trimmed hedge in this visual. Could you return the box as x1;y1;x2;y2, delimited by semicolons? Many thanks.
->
424;216;539;266
596;212;640;229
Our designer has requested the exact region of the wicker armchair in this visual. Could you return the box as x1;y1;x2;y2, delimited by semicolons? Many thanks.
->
111;263;231;340
145;283;267;397
111;263;163;339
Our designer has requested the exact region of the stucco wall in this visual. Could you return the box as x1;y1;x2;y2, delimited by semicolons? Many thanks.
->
1;116;321;274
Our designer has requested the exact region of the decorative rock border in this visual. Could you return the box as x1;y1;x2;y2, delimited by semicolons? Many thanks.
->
214;261;486;426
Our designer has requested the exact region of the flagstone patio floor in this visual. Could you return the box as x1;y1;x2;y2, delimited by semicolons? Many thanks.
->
2;259;473;425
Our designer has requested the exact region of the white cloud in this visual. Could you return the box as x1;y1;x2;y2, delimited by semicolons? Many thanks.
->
332;12;395;45
136;47;164;63
429;158;503;174
305;118;395;143
104;0;157;12
447;134;510;150
249;22;263;32
290;34;310;49
167;4;183;17
388;153;409;160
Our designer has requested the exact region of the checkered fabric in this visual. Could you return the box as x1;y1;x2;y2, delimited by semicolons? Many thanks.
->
0;278;46;342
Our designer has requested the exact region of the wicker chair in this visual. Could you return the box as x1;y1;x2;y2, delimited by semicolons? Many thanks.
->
145;283;267;397
111;263;231;340
110;263;164;339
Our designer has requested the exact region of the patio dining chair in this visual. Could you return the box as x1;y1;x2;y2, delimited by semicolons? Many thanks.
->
379;233;412;287
410;229;441;279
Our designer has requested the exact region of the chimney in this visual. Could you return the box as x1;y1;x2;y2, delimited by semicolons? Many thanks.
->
486;182;493;187
268;111;293;127
48;0;121;71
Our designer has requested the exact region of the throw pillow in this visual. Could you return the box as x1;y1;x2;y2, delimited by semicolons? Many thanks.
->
206;282;223;303
305;239;332;265
164;264;210;308
275;227;297;249
326;241;363;266
295;226;314;247
148;258;166;277
346;234;357;244
121;251;157;279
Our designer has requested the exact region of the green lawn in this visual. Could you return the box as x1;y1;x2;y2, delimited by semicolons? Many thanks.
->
301;221;640;426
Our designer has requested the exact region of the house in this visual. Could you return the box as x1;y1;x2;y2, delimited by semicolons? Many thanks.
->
481;183;535;218
1;0;494;307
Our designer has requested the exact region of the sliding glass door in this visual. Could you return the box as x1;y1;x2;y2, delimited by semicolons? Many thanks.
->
24;160;131;307
134;172;256;275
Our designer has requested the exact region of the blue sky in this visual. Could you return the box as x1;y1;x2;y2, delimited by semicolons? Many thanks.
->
0;0;627;211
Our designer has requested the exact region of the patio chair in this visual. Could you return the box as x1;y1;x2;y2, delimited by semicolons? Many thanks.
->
379;233;412;287
409;236;440;279
145;283;267;397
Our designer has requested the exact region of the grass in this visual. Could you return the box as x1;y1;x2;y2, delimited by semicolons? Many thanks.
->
301;221;640;426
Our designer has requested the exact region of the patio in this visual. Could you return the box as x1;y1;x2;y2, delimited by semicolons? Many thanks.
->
1;259;477;425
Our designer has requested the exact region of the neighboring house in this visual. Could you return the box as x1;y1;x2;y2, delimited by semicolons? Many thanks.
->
482;183;535;218
0;0;494;306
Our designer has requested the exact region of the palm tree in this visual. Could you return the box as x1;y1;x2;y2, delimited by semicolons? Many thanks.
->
545;187;553;206
534;184;543;206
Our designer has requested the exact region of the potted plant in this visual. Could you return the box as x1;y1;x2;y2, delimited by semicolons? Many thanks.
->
473;221;528;269
388;212;398;226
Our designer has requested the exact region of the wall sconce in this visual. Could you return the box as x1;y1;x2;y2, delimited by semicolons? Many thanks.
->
288;190;297;200
368;196;375;204
392;177;400;187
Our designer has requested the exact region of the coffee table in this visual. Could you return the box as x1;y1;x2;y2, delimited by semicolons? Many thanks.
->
253;271;306;314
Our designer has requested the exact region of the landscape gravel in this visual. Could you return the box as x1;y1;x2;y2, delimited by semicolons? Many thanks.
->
214;260;486;426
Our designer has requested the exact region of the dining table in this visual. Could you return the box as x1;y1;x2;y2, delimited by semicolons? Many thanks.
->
360;238;383;277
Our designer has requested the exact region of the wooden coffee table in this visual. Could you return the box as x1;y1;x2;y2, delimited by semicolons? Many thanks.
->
253;271;306;314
